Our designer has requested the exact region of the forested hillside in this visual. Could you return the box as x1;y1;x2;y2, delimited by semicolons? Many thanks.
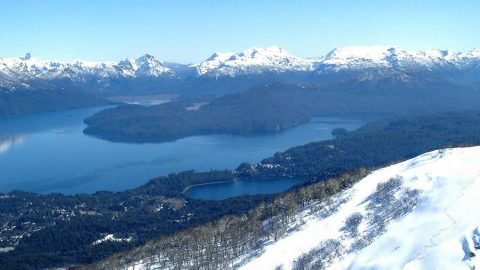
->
0;88;109;118
83;81;480;142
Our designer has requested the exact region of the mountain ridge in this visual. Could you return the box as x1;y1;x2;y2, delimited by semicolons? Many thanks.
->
1;45;479;118
2;45;480;85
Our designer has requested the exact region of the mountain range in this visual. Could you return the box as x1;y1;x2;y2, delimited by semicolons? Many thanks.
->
1;45;480;119
1;46;480;90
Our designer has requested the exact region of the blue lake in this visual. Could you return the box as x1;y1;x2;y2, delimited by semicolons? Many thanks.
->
0;106;363;195
185;178;306;200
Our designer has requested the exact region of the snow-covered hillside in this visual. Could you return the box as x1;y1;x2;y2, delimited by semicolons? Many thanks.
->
240;146;480;270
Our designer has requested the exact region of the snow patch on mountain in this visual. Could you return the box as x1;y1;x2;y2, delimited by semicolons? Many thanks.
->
92;234;133;246
240;146;480;270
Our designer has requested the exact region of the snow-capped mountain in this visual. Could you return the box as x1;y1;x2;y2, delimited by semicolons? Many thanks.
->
241;146;480;269
315;45;480;72
1;46;479;96
0;53;175;84
189;45;480;78
2;46;480;79
134;54;175;77
186;46;480;89
193;46;315;77
1;46;480;85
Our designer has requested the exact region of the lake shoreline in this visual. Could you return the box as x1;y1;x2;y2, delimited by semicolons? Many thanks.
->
182;178;238;194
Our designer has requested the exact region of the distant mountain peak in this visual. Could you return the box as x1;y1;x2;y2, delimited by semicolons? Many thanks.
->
321;45;406;66
134;54;173;77
21;53;31;61
195;46;314;77
240;46;286;56
205;51;235;62
118;58;135;68
116;58;137;76
315;45;480;71
136;53;157;63
0;53;175;83
194;45;480;78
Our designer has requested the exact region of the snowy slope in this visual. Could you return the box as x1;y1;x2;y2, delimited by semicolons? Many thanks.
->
240;146;480;270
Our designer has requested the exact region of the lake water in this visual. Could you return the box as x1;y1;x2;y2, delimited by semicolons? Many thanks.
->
185;178;306;200
0;106;363;195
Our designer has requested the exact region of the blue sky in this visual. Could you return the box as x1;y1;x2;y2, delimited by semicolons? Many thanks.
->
1;0;479;63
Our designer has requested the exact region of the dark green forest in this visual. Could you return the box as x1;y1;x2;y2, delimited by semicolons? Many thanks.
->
83;82;480;142
0;88;109;119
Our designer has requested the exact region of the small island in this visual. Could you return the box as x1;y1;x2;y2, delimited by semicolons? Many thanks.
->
83;83;316;142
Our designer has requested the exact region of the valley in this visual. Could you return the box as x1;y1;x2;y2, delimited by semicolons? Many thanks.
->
2;110;480;269
2;45;480;270
3;1;480;269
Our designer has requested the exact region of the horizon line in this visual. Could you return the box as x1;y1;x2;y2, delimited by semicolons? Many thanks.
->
1;45;479;65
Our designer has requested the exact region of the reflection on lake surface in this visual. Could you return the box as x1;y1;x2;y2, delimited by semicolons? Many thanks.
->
0;106;363;195
107;95;175;106
0;135;26;154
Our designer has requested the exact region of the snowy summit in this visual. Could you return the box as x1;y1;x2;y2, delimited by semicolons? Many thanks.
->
317;45;480;71
193;46;315;77
241;146;480;270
